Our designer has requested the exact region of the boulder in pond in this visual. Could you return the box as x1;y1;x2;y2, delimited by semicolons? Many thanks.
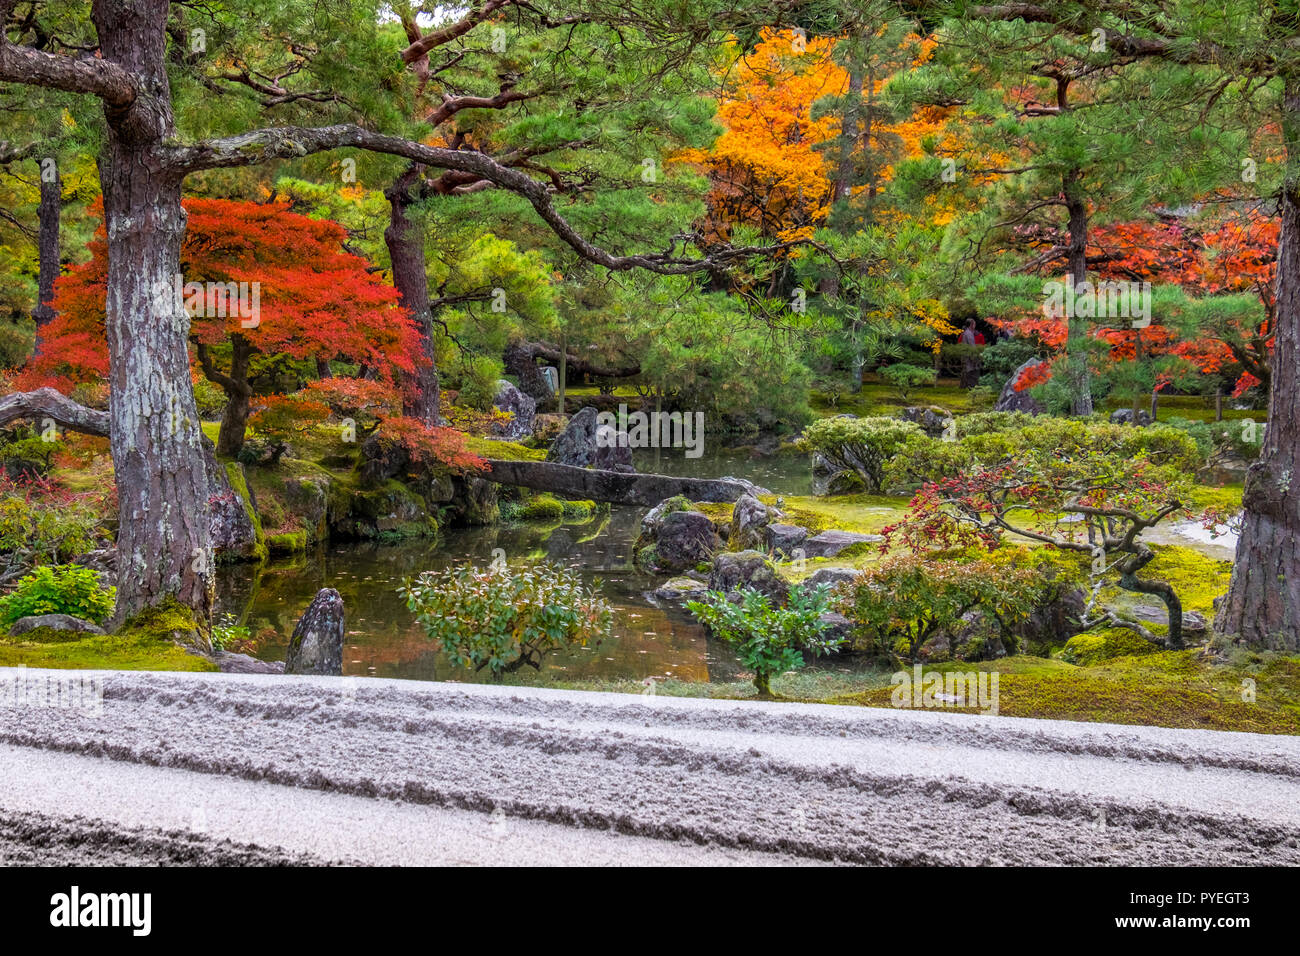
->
708;550;789;605
546;406;634;472
652;576;711;601
637;509;721;574
285;588;345;676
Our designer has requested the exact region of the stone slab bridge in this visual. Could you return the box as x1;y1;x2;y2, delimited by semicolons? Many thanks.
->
483;459;754;507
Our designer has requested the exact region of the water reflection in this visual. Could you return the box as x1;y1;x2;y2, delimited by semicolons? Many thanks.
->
215;505;742;684
215;445;813;684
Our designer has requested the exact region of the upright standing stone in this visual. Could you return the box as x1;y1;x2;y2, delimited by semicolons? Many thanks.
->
285;588;345;676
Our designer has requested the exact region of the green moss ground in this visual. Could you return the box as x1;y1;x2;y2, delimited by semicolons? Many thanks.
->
487;650;1300;735
463;435;546;461
0;600;216;672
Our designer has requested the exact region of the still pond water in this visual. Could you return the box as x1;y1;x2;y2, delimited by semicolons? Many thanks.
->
214;446;823;685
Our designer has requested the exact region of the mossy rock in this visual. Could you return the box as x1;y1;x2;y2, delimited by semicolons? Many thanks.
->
1060;628;1160;666
634;543;659;573
266;530;309;554
518;494;566;521
328;476;436;539
561;499;597;520
219;460;267;563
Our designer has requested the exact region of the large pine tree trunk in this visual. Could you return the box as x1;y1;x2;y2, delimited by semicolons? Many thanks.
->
385;167;441;423
95;0;213;625
31;156;59;351
1063;169;1094;417
1217;83;1300;649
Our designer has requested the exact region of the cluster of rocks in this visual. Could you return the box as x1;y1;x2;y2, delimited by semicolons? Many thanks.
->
633;492;882;577
634;491;884;648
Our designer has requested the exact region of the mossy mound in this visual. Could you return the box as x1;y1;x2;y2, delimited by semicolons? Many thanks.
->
1060;628;1159;666
266;530;309;554
518;494;565;521
0;598;217;671
463;435;546;462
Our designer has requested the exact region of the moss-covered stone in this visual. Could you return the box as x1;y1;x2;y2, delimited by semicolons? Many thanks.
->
327;474;438;540
561;499;597;520
266;530;309;554
518;494;565;520
220;461;267;563
1060;628;1160;666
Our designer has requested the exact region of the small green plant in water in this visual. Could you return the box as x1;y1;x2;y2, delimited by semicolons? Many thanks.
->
0;564;115;626
686;585;840;696
210;615;253;652
400;562;613;678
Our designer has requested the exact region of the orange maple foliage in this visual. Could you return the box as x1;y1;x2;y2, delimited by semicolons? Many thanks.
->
679;29;950;243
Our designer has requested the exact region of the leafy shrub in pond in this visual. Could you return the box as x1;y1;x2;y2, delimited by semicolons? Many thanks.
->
400;563;612;677
0;564;115;626
686;585;840;696
833;554;1043;662
797;416;925;493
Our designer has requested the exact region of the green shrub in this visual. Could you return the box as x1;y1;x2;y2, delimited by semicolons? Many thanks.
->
885;417;1203;488
798;416;925;493
0;564;116;626
192;375;229;419
0;431;60;475
0;320;35;370
686;585;840;695
0;486;104;568
834;554;1044;662
1164;416;1261;464
879;362;937;402
400;562;612;677
953;411;1039;437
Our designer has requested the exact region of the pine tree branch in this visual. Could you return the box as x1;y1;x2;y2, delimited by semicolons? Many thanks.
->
0;388;109;436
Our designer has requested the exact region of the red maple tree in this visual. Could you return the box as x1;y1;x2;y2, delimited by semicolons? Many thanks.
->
998;211;1277;398
25;198;427;455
